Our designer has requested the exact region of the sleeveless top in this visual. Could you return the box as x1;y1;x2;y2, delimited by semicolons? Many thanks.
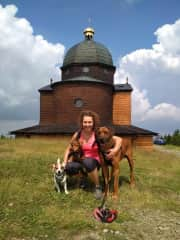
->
79;132;101;164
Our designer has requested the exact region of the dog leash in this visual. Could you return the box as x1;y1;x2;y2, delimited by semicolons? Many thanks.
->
92;181;118;223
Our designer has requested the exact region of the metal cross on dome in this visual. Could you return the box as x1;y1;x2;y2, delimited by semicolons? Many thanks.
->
88;17;92;26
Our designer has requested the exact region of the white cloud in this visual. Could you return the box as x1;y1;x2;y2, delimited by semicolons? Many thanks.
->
131;87;151;121
145;103;180;121
115;18;180;133
154;19;180;55
0;4;65;119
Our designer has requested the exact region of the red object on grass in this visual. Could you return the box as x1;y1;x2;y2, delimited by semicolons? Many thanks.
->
93;207;118;223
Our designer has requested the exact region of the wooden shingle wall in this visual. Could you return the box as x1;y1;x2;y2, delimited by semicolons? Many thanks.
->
62;65;115;84
113;92;131;125
39;82;113;127
133;136;153;151
40;93;55;125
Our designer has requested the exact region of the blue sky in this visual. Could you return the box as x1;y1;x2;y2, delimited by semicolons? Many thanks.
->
0;0;180;134
2;0;180;61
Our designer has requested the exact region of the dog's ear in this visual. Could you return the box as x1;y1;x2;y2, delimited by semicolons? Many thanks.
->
52;164;56;171
96;127;101;135
56;158;62;169
57;158;61;165
62;161;66;168
107;126;114;137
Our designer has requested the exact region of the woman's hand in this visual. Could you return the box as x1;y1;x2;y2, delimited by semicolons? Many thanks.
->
106;136;122;159
106;148;117;159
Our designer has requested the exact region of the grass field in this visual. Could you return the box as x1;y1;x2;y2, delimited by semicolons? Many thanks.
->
0;138;180;240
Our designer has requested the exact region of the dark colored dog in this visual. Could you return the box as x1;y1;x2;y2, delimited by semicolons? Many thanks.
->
68;139;83;162
97;126;135;199
67;139;87;185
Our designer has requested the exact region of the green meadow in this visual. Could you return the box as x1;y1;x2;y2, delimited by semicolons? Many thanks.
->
0;138;180;240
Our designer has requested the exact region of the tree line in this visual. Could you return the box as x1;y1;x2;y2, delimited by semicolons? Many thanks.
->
164;129;180;146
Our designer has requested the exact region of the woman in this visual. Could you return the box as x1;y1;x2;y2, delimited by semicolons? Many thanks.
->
63;110;122;199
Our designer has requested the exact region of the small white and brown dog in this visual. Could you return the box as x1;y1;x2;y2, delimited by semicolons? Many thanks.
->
52;158;69;194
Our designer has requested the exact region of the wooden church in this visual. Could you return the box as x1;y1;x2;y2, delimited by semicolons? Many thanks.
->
11;27;156;150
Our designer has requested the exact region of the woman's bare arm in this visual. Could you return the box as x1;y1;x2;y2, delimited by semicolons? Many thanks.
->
106;136;122;159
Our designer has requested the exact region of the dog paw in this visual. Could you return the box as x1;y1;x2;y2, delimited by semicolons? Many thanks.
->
65;191;69;195
103;191;110;197
55;187;61;193
130;182;135;188
112;193;118;200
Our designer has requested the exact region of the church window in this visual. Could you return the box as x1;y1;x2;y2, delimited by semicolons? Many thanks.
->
74;98;84;108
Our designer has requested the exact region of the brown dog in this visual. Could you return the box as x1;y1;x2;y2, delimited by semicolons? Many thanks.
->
68;139;83;162
97;126;135;199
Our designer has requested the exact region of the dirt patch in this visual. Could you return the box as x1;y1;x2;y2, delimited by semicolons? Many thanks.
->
154;145;180;157
57;209;180;240
115;209;180;240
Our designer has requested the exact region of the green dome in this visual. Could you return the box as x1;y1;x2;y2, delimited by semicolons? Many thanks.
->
63;30;113;67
